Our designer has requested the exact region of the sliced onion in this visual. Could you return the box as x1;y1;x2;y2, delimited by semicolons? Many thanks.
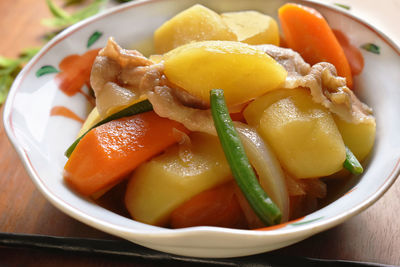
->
96;82;139;118
234;122;289;223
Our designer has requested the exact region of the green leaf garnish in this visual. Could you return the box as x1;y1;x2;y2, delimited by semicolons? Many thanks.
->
20;47;41;61
42;0;106;29
0;47;40;105
0;57;18;68
0;74;15;104
361;43;380;54
63;0;85;6
36;65;59;77
87;31;103;48
0;0;132;106
334;3;351;10
46;0;70;19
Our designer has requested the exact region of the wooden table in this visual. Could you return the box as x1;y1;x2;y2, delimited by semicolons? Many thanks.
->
0;0;399;266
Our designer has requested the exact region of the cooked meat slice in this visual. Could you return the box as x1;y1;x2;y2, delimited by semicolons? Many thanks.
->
255;44;311;76
91;38;374;132
91;37;216;132
147;86;216;135
256;44;374;124
99;37;153;68
282;62;373;124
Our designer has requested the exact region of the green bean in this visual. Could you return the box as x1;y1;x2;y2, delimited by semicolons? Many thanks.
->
343;146;364;175
210;89;281;226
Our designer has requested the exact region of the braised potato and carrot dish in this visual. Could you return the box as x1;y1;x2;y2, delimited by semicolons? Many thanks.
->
63;3;376;229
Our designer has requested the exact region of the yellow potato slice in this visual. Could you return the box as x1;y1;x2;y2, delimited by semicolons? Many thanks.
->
77;107;101;137
125;132;232;226
221;11;280;46
334;115;376;162
164;40;287;107
256;88;346;178
154;4;235;54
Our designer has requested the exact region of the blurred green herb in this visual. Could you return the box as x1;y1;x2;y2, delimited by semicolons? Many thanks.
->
0;47;40;104
41;0;107;29
63;0;85;6
0;0;134;105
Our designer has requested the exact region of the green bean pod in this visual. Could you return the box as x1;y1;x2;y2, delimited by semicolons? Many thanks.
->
343;146;364;175
210;89;281;226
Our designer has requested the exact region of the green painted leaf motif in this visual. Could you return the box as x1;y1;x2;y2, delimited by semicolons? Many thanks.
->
87;31;102;48
361;43;381;54
36;65;59;77
290;216;324;226
334;3;351;10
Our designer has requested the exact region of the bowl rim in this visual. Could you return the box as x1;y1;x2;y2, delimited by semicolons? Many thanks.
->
3;0;400;239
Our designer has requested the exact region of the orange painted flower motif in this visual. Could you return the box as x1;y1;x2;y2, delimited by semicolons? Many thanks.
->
50;106;84;123
54;48;101;104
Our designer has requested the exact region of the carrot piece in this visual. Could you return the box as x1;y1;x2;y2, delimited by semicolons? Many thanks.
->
170;180;247;229
333;29;364;76
64;111;188;196
278;3;353;88
230;112;245;122
232;182;265;229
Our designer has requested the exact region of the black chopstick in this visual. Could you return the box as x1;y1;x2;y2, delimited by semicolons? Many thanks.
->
0;232;393;267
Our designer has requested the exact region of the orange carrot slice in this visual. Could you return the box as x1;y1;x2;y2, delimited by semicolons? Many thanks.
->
333;29;364;76
64;111;188;196
278;3;353;88
170;181;247;229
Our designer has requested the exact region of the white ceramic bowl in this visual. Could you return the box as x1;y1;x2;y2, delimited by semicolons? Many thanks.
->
4;0;400;258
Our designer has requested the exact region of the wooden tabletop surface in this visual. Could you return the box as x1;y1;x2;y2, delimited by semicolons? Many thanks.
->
0;0;399;266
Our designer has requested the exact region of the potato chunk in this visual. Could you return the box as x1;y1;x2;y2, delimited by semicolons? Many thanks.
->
125;133;232;226
77;107;101;137
255;88;346;178
334;115;376;162
154;4;235;54
221;11;280;46
164;41;287;107
243;89;291;126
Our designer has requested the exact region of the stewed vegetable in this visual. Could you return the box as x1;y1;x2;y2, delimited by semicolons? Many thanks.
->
210;89;281;226
63;3;375;229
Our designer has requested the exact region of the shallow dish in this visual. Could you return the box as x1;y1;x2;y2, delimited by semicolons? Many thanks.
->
3;0;400;258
